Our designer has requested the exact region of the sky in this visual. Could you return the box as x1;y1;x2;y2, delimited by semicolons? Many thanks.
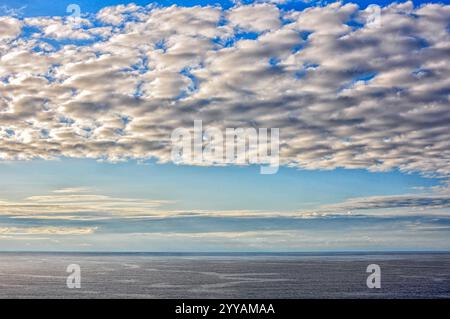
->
0;0;450;251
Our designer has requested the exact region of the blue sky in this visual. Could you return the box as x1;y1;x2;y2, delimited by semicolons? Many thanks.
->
0;0;450;251
0;159;441;209
1;0;443;16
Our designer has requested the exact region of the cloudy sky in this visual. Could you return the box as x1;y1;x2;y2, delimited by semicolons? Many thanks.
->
0;0;450;251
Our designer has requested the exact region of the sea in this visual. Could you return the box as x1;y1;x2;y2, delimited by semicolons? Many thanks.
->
0;252;449;299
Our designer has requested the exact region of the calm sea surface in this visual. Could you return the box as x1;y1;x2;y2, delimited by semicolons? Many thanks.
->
0;252;449;298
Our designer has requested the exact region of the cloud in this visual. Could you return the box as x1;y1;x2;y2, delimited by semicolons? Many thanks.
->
322;193;450;212
0;17;22;40
0;226;97;235
52;187;91;194
24;16;94;40
317;181;450;213
0;192;173;218
3;182;450;224
96;3;144;25
0;5;26;17
228;3;281;32
0;187;449;250
0;2;449;178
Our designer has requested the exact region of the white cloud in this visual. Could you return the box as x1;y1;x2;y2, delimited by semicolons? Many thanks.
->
0;192;172;218
228;3;281;32
52;187;91;194
0;2;449;178
0;16;22;40
96;3;143;25
25;16;93;40
0;226;97;235
2;182;450;222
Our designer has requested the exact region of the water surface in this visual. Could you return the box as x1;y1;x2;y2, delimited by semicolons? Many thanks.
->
0;252;449;298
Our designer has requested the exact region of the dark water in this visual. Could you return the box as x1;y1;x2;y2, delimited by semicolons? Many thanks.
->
0;252;449;298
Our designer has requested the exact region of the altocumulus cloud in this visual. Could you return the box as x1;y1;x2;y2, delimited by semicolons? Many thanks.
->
0;1;449;178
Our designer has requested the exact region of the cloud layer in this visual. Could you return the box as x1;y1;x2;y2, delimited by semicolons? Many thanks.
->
0;1;450;178
1;187;450;251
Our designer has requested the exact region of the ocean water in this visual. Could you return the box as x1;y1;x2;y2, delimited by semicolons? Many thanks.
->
0;252;449;299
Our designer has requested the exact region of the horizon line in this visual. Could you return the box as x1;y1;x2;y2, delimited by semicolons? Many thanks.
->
1;250;450;255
